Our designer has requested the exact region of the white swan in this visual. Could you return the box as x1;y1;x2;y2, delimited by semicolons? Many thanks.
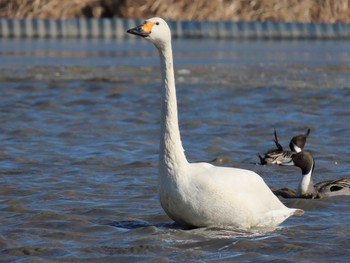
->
127;17;303;229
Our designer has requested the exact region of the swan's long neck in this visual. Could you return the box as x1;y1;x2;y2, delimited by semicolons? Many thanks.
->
298;159;316;196
157;43;188;174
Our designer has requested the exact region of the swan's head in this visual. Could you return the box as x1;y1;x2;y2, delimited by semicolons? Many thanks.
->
127;17;171;49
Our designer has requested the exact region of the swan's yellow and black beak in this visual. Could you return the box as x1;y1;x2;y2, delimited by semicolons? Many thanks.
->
127;21;155;37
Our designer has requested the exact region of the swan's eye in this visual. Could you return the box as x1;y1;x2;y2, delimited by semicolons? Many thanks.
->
156;22;159;25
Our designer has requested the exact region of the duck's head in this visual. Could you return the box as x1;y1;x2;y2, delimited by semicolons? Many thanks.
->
127;17;171;49
289;128;310;152
284;151;315;176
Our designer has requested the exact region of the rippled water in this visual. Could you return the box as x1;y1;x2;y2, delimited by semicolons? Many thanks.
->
1;38;350;262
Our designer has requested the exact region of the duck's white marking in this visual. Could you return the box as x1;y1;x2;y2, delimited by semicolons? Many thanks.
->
298;165;315;196
127;17;303;229
292;143;302;153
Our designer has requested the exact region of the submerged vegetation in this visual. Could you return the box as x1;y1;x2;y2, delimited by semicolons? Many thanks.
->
0;0;350;23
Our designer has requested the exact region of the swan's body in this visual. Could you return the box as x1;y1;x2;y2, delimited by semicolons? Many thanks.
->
127;17;303;229
259;129;310;165
288;151;350;198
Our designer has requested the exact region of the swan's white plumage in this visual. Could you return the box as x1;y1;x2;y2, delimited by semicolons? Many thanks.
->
127;17;303;229
159;162;301;229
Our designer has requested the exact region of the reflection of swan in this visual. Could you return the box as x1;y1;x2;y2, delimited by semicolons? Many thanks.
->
258;129;310;165
127;17;303;229
285;151;350;198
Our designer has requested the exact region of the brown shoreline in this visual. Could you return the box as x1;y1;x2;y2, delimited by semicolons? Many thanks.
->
0;0;350;23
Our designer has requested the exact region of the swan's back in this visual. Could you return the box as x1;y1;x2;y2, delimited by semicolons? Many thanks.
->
159;162;303;229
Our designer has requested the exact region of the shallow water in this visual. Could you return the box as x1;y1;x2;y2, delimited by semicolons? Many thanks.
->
0;38;350;262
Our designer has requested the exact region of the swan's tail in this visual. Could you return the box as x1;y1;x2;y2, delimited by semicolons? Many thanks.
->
257;207;304;228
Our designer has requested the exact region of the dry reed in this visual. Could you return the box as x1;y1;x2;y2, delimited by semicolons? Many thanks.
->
0;0;349;23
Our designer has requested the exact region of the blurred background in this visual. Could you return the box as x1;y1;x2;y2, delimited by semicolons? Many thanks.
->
1;0;350;23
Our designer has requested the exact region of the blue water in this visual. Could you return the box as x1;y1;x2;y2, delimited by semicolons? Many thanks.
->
0;38;350;262
1;38;349;66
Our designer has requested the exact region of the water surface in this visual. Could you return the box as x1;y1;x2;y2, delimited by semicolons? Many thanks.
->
0;38;350;262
